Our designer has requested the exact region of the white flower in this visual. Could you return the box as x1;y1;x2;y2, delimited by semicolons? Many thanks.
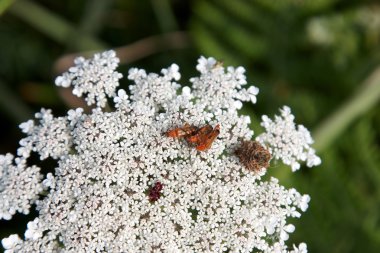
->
55;50;123;108
0;53;320;252
1;234;22;253
25;218;43;240
113;89;129;109
299;194;311;212
42;173;55;190
17;108;72;160
196;55;217;73
19;120;34;134
0;153;12;178
256;106;321;172
0;155;42;220
191;56;259;112
291;242;308;253
181;86;193;99
280;224;296;241
67;108;84;126
161;63;181;81
128;64;181;109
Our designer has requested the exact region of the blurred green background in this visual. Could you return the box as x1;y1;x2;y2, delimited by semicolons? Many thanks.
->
1;0;380;252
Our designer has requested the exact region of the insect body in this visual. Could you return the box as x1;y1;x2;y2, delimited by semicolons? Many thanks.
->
165;123;198;138
148;181;163;202
165;123;220;151
188;124;220;151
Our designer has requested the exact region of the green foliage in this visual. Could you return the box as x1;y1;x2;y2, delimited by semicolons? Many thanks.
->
292;110;380;252
190;0;380;141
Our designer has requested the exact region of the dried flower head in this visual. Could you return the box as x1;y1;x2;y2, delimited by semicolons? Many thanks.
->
235;140;271;172
1;53;319;253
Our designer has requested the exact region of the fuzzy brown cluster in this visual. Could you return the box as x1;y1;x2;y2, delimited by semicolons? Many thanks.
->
235;140;271;172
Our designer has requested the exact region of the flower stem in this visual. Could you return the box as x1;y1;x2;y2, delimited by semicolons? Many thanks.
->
0;80;33;123
313;66;380;152
53;31;190;73
0;0;15;15
66;0;112;51
9;0;106;51
150;0;178;32
79;0;112;36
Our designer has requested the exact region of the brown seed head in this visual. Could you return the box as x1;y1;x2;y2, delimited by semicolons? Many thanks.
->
235;141;271;172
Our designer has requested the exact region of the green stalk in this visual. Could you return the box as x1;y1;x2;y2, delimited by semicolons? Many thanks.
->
150;0;178;32
0;0;15;15
0;80;33;123
313;66;380;152
66;0;112;51
79;0;112;36
9;0;106;51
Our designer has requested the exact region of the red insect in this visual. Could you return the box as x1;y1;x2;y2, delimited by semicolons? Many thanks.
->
148;181;163;202
165;123;220;151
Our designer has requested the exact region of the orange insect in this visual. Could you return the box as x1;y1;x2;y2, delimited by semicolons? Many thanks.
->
165;123;220;151
165;123;198;138
192;124;220;151
184;125;213;144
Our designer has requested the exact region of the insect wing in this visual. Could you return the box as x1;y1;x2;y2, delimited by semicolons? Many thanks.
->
185;125;213;144
165;123;197;138
165;128;184;138
196;125;220;151
182;123;198;136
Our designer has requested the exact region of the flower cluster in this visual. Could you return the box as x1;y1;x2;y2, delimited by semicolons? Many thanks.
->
55;50;123;108
1;52;319;253
0;154;42;220
18;109;72;160
256;106;321;171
